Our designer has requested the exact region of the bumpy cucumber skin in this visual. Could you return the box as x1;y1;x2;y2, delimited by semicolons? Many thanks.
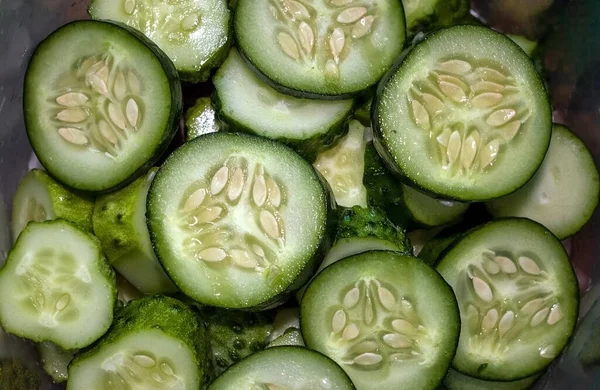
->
11;169;95;240
24;21;182;194
69;295;214;389
185;97;222;141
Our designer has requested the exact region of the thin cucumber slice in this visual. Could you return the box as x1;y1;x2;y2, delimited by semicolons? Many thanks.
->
185;97;221;142
147;132;332;309
373;25;552;201
24;20;182;193
403;0;469;37
11;169;94;241
0;220;117;350
208;346;355;390
67;296;213;389
37;342;76;384
436;219;579;381
93;168;177;294
214;49;354;159
234;0;406;99
89;0;231;82
444;368;539;390
301;251;460;390
486;124;600;239
314;120;368;207
267;327;305;348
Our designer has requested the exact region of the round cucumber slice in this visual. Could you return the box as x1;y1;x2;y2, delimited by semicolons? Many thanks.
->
234;0;406;98
301;251;460;390
147;132;331;309
24;20;182;192
444;368;540;390
373;25;552;201
436;218;579;381
208;346;355;390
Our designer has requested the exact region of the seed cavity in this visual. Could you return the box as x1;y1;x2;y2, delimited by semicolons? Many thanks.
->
108;102;127;130
228;168;245;201
183;189;206;213
332;309;346;334
253;175;268;207
391;319;417;335
56;92;88;107
133;354;156;368
57;108;88;123
472;277;493;302
518;256;542;275
531;307;550;327
343;287;360;308
521;298;544;315
58;127;89;145
498;311;514;336
337;7;367;23
438;59;472;74
211;166;230;195
198;248;227;263
342;323;359;341
494;256;517;274
411;100;430;130
181;14;199;31
124;0;136;14
329;28;345;64
352;15;374;39
383;333;412;349
547;304;563;325
266;177;282;207
472;92;503;108
377;286;396;310
298;22;315;54
259;210;280;239
481;308;499;331
126;98;140;128
353;352;382;366
278;32;300;60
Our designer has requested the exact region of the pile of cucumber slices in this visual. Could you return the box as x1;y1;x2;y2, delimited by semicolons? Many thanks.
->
2;0;599;389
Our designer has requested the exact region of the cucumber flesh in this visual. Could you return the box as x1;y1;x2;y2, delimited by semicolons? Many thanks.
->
267;307;300;343
267;328;305;348
0;220;117;350
185;97;221;142
444;368;540;390
436;219;579;381
37;342;76;384
402;184;469;227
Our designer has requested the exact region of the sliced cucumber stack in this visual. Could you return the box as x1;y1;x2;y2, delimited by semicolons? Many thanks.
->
373;25;552;201
24;20;182;192
148;132;332;309
0;220;117;350
301;251;460;389
436;218;579;381
214;49;354;159
486;124;600;239
208;346;355;390
234;0;406;98
89;0;231;82
11;169;94;241
185;97;222;142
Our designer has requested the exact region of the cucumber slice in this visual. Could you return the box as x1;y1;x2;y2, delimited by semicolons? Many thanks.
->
11;169;94;241
214;49;354;159
93;168;177;294
402;185;469;227
208;346;355;390
301;251;460;390
37;342;76;384
0;220;117;350
185;97;221;142
24;20;182;193
89;0;231;82
444;368;540;390
373;25;552;201
403;0;469;37
418;229;461;266
486;124;600;239
147;132;332;309
67;295;213;389
436;218;579;381
267;327;305;348
314;120;368;207
234;0;406;99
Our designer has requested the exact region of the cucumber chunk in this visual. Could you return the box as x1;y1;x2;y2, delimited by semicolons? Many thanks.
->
147;132;332;309
185;97;222;142
301;251;460;390
68;295;213;389
208;346;355;390
444;368;540;390
234;0;406;98
486;124;600;239
37;342;76;384
93;168;177;294
214;49;354;159
373;25;552;201
11;169;94;241
89;0;231;82
0;220;117;350
436;219;579;381
24;20;182;192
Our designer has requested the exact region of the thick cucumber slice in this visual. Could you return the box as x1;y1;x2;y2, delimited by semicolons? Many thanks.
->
148;132;331;309
11;169;94;241
89;0;231;82
214;49;354;159
0;220;117;350
234;0;406;98
93;168;177;294
436;219;579;381
267;327;305;348
486;124;600;239
24;20;182;193
314;120;368;207
208;346;355;390
301;251;460;390
185;97;222;142
68;296;213;389
373;25;552;201
444;368;540;390
37;342;76;384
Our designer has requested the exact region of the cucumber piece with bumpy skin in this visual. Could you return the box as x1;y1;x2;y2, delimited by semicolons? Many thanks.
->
93;168;177;294
301;251;460;390
373;25;552;202
147;132;332;309
68;295;213;389
214;49;354;159
234;0;406;99
209;346;355;390
24;20;182;193
436;218;579;381
444;368;540;390
486;124;600;239
89;0;231;82
267;327;305;348
11;169;94;241
0;220;117;350
37;342;76;384
185;97;221;142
